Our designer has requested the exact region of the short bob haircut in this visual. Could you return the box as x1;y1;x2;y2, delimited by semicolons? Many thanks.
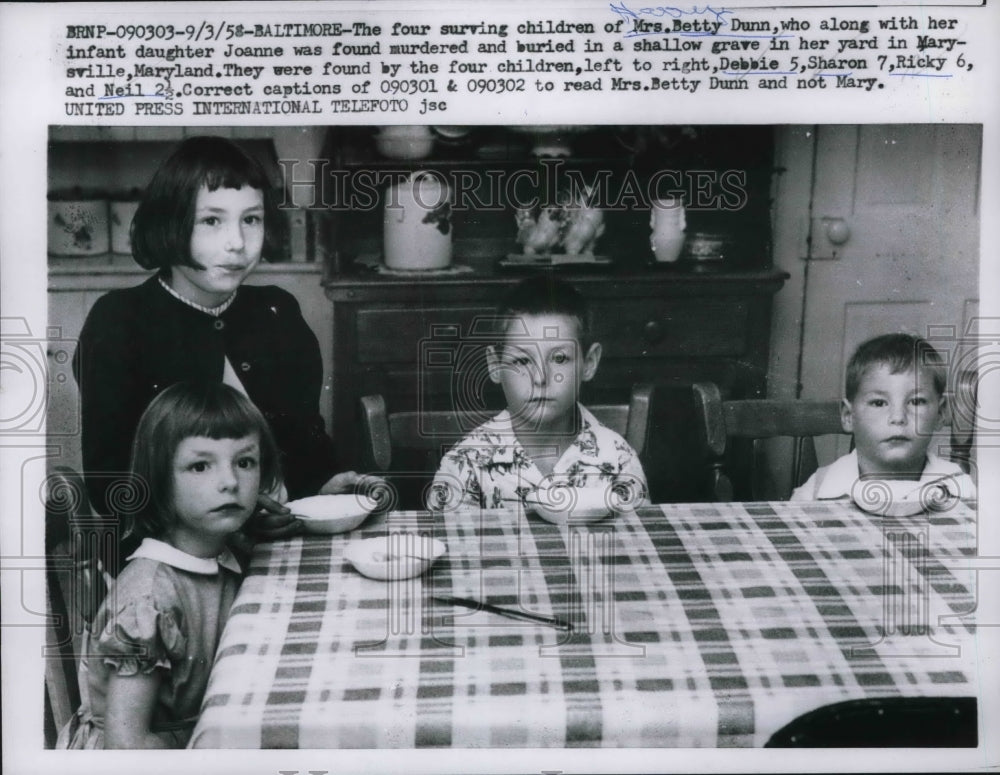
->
845;333;947;401
494;275;594;351
127;381;281;541
130;135;286;271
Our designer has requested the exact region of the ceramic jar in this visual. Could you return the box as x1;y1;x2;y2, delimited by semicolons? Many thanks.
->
383;171;452;270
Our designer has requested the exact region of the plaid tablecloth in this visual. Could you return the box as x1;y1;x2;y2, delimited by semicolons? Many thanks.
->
190;500;979;748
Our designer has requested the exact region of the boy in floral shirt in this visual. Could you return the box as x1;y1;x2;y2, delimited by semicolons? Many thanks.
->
429;276;647;511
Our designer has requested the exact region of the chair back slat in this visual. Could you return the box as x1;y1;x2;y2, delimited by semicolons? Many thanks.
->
589;405;629;437
693;382;847;501
791;436;820;490
723;400;843;440
949;368;977;473
387;412;471;448
591;382;652;457
44;465;109;746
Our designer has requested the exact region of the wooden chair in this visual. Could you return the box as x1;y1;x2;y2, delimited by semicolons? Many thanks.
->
44;466;110;747
359;383;653;509
948;368;977;475
692;382;848;502
694;365;981;502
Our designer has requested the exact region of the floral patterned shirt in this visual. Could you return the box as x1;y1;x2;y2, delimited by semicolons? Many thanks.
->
428;404;648;511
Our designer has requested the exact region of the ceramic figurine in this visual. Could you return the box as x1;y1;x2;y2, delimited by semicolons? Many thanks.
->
561;187;605;255
515;206;564;255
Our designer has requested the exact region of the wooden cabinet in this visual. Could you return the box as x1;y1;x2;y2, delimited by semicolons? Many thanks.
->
325;269;788;499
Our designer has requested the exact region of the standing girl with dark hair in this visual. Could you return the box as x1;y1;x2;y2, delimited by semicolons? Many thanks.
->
73;136;366;568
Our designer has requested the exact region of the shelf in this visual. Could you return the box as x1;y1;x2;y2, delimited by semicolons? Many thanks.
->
49;254;320;274
324;267;790;300
48;255;322;291
338;155;632;170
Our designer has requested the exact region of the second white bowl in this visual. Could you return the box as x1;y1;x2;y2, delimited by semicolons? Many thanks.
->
526;485;617;525
344;534;447;580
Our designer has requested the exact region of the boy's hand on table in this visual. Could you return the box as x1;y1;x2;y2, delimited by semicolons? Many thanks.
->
320;471;386;494
320;471;392;510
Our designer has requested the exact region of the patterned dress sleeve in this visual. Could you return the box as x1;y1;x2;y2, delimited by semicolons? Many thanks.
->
93;591;181;677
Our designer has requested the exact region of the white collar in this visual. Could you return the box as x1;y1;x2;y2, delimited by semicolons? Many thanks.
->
487;404;596;434
127;537;242;575
158;275;236;317
815;450;967;500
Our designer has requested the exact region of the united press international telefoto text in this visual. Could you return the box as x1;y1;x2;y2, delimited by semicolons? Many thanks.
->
62;12;970;116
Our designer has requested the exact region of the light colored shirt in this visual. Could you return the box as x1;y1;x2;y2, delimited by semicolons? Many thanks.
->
428;404;648;511
790;450;977;502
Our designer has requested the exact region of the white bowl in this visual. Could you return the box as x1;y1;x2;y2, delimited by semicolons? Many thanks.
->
850;478;958;517
526;485;618;525
285;494;377;535
344;534;447;580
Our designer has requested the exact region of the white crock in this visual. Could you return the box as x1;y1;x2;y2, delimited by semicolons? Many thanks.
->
383;171;452;270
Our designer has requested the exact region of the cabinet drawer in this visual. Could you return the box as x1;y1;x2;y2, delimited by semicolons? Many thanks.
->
356;298;751;364
593;298;751;358
355;306;496;364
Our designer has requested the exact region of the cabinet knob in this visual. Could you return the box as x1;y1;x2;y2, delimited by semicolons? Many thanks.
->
824;217;851;245
642;320;664;345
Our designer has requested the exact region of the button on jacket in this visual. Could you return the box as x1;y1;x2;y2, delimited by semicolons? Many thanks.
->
73;275;339;548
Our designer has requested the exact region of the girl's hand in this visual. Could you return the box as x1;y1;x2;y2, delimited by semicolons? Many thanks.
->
245;492;302;541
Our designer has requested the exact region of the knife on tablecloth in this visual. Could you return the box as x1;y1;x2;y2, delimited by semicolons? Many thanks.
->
433;595;573;631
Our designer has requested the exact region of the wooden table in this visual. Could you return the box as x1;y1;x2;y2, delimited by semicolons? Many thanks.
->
190;500;979;748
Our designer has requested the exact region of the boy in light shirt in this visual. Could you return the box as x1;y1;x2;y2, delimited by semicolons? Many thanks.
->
429;276;647;511
792;333;976;502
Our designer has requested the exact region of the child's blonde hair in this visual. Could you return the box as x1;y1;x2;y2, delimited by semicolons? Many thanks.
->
845;333;946;400
127;382;280;539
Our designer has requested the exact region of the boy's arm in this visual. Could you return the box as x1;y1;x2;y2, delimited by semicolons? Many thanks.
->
427;452;468;511
618;445;650;506
428;443;494;512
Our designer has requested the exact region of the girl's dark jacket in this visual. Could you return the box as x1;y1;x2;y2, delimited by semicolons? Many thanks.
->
73;275;339;560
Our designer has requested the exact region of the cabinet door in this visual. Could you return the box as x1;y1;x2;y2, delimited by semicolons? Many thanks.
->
46;289;92;472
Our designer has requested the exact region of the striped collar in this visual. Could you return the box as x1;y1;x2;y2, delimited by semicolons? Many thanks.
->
158;275;236;317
